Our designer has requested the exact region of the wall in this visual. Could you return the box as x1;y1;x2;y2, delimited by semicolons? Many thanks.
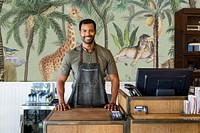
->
1;1;199;82
0;82;132;133
1;1;200;133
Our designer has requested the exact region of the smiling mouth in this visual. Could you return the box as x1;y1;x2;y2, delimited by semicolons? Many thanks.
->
85;36;92;39
85;36;93;41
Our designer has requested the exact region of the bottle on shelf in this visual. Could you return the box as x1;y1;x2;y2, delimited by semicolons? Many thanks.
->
188;37;200;52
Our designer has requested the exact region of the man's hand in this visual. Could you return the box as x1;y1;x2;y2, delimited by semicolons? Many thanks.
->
104;103;118;111
55;103;71;111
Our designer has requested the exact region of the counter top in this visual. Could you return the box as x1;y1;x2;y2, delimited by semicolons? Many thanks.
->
43;108;127;133
131;113;200;123
44;108;126;125
21;99;58;110
21;103;55;110
47;108;119;121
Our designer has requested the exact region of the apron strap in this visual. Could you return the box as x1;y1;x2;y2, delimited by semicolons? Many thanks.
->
80;45;83;64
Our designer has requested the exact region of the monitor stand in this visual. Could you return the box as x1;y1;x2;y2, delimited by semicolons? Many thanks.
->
156;89;175;96
156;80;175;96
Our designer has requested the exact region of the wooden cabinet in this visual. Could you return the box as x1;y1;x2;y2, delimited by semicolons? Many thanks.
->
118;89;200;133
175;8;200;83
131;116;200;133
43;108;128;133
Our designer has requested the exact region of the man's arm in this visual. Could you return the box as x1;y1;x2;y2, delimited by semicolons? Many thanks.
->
55;75;71;111
104;73;119;110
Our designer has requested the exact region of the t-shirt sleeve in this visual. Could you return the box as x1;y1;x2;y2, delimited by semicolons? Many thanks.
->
59;54;71;76
106;50;118;75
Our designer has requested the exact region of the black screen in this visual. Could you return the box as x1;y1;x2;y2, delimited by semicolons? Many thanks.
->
136;68;193;96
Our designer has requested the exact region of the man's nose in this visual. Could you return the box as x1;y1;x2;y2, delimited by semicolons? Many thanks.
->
85;31;90;36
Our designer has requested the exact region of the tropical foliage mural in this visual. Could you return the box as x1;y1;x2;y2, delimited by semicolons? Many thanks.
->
0;0;199;82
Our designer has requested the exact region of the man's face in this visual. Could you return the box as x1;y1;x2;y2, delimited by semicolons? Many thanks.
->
79;23;96;44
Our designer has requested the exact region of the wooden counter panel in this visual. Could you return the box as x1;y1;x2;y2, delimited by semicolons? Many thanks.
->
47;108;112;121
130;99;184;114
131;123;199;133
131;114;200;120
44;108;127;133
47;125;123;133
118;89;187;114
118;91;128;114
131;114;200;133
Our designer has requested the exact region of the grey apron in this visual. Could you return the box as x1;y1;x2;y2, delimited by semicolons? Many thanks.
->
68;45;108;107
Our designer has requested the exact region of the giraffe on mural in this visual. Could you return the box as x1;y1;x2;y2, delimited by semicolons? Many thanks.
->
39;6;81;81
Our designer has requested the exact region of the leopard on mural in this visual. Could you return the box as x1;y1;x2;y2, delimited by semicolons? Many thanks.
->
114;34;154;66
160;58;174;68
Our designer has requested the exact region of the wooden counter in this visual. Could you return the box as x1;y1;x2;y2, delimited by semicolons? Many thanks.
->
43;108;127;133
131;114;200;133
118;89;187;115
118;89;200;133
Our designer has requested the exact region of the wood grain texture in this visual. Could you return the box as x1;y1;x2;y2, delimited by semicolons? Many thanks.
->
118;91;128;114
130;99;184;114
47;125;123;133
131;123;200;133
47;108;112;121
44;108;126;133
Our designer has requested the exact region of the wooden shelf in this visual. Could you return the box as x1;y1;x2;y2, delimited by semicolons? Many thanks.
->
118;89;200;133
184;52;200;55
185;31;200;35
131;114;200;121
175;8;200;83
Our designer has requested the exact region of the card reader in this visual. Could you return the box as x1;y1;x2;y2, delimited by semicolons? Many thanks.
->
110;111;123;120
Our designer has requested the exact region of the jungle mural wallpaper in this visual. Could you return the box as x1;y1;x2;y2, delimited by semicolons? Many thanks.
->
0;0;199;82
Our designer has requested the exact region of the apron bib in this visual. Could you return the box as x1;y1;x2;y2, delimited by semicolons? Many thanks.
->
68;45;108;107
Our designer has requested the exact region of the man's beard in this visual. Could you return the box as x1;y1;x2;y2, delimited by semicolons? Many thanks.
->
82;36;94;44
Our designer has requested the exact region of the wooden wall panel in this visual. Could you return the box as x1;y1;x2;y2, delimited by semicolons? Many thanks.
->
118;91;128;114
130;99;184;114
131;123;199;133
47;125;123;133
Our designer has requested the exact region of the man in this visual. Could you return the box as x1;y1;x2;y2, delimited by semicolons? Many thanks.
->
56;19;119;111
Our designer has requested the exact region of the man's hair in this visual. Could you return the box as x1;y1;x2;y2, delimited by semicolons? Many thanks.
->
79;19;96;31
